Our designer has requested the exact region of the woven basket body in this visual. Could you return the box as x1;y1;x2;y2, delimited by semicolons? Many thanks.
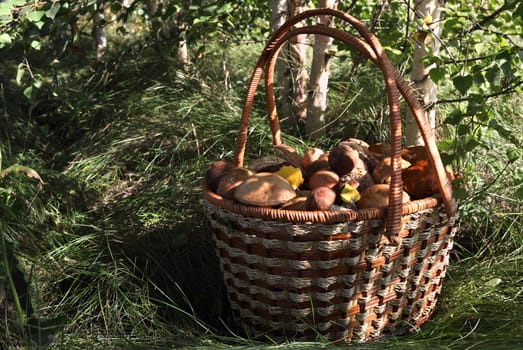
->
205;200;456;341
203;9;458;342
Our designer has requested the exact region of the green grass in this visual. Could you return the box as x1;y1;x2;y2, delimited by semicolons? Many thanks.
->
1;39;522;350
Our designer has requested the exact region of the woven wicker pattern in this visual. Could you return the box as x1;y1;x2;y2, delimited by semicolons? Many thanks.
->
206;202;457;341
202;8;458;342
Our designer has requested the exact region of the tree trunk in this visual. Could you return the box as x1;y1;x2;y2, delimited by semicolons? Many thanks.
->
93;0;106;62
405;0;442;145
288;0;309;128
269;0;293;127
306;0;338;138
269;0;310;132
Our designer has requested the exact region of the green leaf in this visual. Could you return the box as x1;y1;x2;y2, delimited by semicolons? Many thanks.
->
0;3;12;24
443;111;463;125
0;33;12;48
7;0;26;6
506;148;521;164
453;75;473;94
23;85;38;102
452;187;469;200
429;66;447;83
45;2;60;20
516;187;523;201
437;138;455;151
31;40;41;50
485;65;501;86
26;10;45;22
457;124;470;136
16;63;25;85
464;139;481;152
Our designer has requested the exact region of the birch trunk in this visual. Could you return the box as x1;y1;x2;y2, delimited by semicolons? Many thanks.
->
306;0;337;138
405;0;442;145
93;0;106;62
289;0;309;127
269;0;292;126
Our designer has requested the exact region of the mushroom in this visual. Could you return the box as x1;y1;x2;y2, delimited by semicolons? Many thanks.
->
402;160;455;199
248;156;287;173
308;169;339;189
280;196;308;210
216;167;255;200
356;184;410;209
368;143;391;163
372;157;412;184
328;142;359;176
304;153;331;182
205;160;234;192
401;145;429;163
301;148;325;170
233;172;296;207
305;186;336;211
273;144;302;168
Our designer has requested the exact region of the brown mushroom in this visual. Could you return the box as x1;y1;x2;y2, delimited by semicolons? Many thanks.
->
368;143;391;162
205;160;234;192
328;142;359;176
273;144;302;168
356;184;410;209
308;170;339;189
216;167;255;200
248;156;286;173
305;186;336;211
401;145;429;163
372;157;412;184
280;196;308;210
233;172;296;207
301;148;325;170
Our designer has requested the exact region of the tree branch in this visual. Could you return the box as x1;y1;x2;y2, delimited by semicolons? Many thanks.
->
436;80;523;105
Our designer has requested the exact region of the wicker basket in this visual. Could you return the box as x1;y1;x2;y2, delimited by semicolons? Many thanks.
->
202;9;458;342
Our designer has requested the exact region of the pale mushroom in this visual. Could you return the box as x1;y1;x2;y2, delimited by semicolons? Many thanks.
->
356;184;410;209
372;157;412;184
216;167;255;200
234;172;297;207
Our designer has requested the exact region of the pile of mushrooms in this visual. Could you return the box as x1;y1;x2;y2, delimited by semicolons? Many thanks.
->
206;139;454;211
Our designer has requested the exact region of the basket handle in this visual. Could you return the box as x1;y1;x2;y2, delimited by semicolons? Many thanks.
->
233;9;456;236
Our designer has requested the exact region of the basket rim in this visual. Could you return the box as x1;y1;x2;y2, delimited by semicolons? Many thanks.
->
202;181;445;225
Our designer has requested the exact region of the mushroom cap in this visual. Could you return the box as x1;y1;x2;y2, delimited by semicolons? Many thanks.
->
328;142;359;175
401;145;429;163
248;156;286;172
234;172;297;207
280;196;308;210
308;169;339;189
305;186;336;211
206;160;234;192
216;167;255;199
372;157;412;184
305;153;330;179
356;184;410;209
273;144;302;168
368;143;391;161
301;148;325;170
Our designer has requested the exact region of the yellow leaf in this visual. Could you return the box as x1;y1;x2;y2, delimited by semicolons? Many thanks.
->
275;165;302;190
340;183;361;203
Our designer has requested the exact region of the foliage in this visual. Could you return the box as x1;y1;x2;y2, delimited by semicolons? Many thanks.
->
0;0;522;348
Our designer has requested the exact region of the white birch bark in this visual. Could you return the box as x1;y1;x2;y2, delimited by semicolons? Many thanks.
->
306;0;338;138
289;0;309;126
269;0;293;126
405;0;442;145
94;0;106;62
